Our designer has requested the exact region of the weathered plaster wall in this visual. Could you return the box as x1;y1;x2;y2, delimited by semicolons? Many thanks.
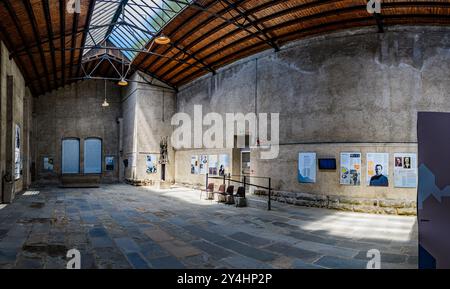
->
121;73;176;184
34;79;121;183
175;26;450;214
0;41;32;202
174;148;235;188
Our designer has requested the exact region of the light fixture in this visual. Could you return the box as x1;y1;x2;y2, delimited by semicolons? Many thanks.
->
155;34;171;45
102;80;110;107
118;78;129;86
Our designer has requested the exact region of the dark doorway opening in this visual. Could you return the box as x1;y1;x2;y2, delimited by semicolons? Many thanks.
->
161;164;166;181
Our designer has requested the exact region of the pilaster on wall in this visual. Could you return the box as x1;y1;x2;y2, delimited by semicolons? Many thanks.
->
0;41;30;203
121;72;176;185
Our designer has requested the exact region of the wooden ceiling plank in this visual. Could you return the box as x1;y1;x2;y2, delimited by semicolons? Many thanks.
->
77;0;101;78
0;21;37;95
2;0;45;95
60;0;66;87
42;0;59;91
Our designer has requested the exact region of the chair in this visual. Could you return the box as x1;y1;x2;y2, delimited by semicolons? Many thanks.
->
235;187;247;207
225;186;235;205
236;187;246;198
200;183;214;200
215;184;227;203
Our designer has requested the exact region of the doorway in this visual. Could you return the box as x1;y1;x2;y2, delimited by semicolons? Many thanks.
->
241;151;251;176
62;139;80;174
84;138;102;174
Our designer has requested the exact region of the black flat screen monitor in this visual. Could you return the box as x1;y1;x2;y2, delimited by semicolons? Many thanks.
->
318;158;337;170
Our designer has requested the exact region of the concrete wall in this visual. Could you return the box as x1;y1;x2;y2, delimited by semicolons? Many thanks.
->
0;41;33;202
175;26;450;214
121;72;176;184
34;79;121;183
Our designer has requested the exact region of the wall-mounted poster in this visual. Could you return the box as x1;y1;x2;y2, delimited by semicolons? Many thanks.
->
105;156;115;171
146;155;158;174
340;153;361;186
298;152;316;183
394;153;417;188
44;157;54;172
218;154;229;176
208;155;218;175
367;153;389;187
15;124;21;180
191;155;199;175
199;155;208;175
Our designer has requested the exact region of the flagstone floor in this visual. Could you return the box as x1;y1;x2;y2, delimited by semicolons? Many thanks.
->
0;184;417;269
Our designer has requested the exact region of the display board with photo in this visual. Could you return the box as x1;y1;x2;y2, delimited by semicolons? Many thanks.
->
199;155;208;175
394;153;417;188
191;155;199;175
340;152;361;186
146;155;158;174
218;154;229;176
208;155;218;175
367;153;389;187
43;157;54;172
105;156;115;171
298;152;316;183
15;124;21;180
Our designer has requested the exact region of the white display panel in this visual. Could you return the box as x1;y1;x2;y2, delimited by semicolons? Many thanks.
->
340;152;361;186
367;153;389;187
394;153;417;188
298;152;316;183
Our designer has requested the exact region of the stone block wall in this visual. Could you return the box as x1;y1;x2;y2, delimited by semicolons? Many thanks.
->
174;26;450;215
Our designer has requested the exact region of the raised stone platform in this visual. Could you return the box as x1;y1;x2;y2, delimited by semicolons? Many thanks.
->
254;190;417;216
60;175;101;188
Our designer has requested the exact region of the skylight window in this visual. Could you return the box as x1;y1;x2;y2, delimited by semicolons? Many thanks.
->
83;0;191;61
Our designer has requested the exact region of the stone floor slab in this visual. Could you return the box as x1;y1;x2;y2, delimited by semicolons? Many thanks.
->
0;184;417;269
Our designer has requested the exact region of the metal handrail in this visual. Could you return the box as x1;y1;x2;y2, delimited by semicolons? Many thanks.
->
206;173;272;211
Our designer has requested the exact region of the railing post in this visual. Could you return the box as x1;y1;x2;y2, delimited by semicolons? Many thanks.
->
243;176;247;193
228;173;231;187
268;178;272;211
223;173;226;185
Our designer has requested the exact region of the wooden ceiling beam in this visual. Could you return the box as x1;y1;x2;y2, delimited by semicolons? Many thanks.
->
42;0;59;91
60;0;66;87
0;22;37;96
1;0;45;95
154;0;332;79
22;0;52;92
69;11;80;79
219;0;280;51
173;12;450;86
76;0;96;78
136;0;247;75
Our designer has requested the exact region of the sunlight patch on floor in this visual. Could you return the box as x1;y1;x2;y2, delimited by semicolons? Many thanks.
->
141;187;216;206
23;191;40;196
300;211;416;242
